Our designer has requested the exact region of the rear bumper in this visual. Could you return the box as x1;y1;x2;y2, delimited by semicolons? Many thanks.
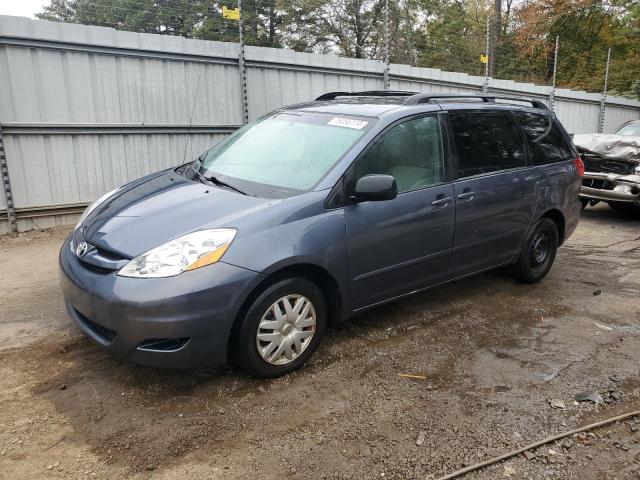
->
59;237;264;368
580;172;640;204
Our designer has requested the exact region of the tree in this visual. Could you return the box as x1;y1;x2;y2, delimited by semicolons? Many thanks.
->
511;0;639;94
37;0;286;46
36;0;640;98
282;0;386;58
410;0;488;76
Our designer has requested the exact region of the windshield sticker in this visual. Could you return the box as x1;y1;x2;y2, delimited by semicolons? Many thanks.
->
328;117;369;130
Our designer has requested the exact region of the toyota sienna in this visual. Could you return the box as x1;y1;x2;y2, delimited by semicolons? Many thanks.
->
60;92;583;377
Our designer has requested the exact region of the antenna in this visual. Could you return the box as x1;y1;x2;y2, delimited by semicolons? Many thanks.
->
183;73;202;165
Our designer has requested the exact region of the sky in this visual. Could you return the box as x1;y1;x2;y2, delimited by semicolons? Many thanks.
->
0;0;48;18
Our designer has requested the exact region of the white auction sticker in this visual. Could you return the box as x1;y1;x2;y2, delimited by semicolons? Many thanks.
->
327;117;369;129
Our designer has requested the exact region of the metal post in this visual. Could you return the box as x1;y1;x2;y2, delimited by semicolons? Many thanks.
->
482;15;490;93
0;125;18;235
598;47;611;134
238;0;249;124
549;35;559;112
383;0;390;89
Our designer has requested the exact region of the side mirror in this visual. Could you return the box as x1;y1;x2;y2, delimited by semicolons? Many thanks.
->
352;174;398;202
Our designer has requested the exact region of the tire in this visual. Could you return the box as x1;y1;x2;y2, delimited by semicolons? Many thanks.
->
231;277;327;378
511;218;559;283
608;201;640;216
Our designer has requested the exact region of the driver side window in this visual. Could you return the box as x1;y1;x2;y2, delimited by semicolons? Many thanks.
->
356;116;444;193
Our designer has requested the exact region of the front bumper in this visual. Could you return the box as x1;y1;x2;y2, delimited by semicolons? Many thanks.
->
59;237;264;368
581;172;640;204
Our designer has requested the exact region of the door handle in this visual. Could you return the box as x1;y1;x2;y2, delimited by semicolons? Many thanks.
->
457;191;476;200
431;196;453;206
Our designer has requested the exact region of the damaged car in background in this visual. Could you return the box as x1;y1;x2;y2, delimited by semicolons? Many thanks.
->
573;119;640;215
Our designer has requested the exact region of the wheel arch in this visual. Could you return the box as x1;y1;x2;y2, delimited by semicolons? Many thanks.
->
227;263;345;362
539;208;566;245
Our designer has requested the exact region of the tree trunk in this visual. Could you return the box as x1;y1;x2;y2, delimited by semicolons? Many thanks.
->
354;10;363;58
269;5;276;46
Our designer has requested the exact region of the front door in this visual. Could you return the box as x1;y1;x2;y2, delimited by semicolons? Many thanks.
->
447;110;539;274
345;115;455;310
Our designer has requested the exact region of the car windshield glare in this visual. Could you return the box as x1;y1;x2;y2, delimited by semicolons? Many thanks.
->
197;112;372;192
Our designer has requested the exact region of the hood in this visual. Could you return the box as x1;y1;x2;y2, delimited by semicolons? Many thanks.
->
573;134;640;162
81;169;276;258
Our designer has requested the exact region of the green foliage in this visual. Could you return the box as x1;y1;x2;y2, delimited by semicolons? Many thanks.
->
35;0;639;98
282;0;387;58
411;0;487;76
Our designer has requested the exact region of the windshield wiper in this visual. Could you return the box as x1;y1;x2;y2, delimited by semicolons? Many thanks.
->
202;174;249;196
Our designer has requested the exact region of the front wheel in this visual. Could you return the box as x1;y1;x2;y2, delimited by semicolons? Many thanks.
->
232;277;327;378
511;218;559;283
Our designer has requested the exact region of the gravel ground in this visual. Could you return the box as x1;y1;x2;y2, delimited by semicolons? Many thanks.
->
0;204;639;480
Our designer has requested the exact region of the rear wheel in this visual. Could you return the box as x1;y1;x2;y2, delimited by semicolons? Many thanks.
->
232;277;327;378
511;218;559;283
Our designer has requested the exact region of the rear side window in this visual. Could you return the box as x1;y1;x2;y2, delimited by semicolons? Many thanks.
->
514;112;573;165
449;112;525;178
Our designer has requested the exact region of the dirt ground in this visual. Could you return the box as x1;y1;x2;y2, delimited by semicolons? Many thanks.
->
0;204;639;480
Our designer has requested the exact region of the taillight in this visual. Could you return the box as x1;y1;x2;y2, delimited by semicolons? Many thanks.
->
575;157;585;177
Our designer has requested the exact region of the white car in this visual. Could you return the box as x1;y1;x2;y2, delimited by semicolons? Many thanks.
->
574;120;640;214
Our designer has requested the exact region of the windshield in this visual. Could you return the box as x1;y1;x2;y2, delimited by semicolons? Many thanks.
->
616;122;640;136
195;112;372;196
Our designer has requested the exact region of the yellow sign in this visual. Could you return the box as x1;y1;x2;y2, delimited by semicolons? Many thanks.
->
480;54;488;64
222;6;240;20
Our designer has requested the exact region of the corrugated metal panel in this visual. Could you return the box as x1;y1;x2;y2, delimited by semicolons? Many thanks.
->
391;79;479;94
11;213;82;235
3;133;225;208
244;45;385;119
1;15;640;233
603;105;640;133
246;66;382;120
554;99;601;134
0;47;242;125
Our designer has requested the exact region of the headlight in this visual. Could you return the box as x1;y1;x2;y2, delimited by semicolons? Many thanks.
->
75;187;120;230
117;229;237;278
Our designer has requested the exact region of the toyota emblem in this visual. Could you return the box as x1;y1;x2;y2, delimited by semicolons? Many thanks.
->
76;241;89;257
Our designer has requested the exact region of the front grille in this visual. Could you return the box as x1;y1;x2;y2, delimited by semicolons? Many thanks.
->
73;307;117;343
583;178;615;190
72;237;128;273
80;262;114;274
92;245;128;262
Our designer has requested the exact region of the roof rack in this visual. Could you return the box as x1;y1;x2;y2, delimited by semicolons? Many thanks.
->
315;90;418;101
403;94;548;110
